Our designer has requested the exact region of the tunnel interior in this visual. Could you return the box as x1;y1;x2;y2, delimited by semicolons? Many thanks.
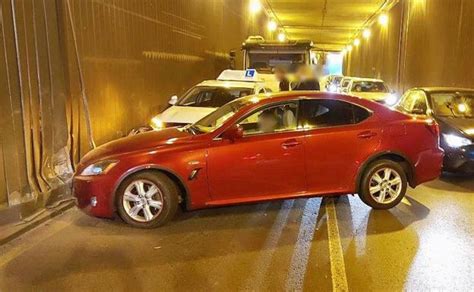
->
0;0;473;220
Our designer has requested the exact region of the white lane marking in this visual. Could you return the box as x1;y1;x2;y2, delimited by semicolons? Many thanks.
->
285;198;322;291
243;199;295;290
326;198;349;292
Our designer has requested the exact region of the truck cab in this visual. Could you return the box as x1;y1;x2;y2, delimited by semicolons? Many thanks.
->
242;36;316;73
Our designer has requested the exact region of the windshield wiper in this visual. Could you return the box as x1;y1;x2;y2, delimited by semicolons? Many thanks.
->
186;124;203;135
445;103;459;118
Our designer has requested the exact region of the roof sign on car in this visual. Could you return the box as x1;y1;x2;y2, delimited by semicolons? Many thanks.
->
245;69;256;78
217;69;261;82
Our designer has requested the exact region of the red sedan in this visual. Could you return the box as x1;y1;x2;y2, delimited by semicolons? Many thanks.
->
74;92;443;228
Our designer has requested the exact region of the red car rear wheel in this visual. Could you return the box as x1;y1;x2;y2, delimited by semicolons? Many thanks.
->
359;159;408;209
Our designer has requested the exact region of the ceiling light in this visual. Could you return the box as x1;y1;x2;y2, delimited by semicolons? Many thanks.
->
249;0;262;14
278;32;286;42
347;45;353;52
379;13;389;26
362;29;371;39
267;20;277;32
354;38;360;46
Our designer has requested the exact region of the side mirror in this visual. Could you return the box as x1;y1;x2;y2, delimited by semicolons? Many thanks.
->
169;95;178;105
221;124;243;142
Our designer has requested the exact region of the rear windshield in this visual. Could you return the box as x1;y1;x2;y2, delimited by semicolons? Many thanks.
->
351;81;388;93
178;86;253;108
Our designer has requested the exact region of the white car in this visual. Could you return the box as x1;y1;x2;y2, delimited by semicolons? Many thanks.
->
148;70;272;131
343;78;397;105
338;76;353;93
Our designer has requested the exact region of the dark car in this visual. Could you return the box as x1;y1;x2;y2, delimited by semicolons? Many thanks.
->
396;87;474;173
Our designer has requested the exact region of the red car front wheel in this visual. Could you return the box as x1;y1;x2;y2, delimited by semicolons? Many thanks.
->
116;171;179;228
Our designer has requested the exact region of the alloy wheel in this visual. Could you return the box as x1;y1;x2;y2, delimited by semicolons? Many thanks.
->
122;179;164;222
368;167;403;204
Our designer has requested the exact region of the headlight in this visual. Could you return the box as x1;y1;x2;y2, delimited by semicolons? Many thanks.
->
385;94;398;106
443;134;471;148
150;117;164;130
80;160;118;176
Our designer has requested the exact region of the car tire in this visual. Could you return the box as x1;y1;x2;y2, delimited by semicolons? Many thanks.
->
116;171;179;228
359;159;407;209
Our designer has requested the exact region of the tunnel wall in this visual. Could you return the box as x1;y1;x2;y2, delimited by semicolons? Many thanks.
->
61;0;268;163
0;0;72;221
0;0;267;220
344;0;474;93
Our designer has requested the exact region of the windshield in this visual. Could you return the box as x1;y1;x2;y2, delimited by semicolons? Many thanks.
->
351;81;388;93
431;92;474;118
248;51;306;73
177;86;253;108
192;96;256;133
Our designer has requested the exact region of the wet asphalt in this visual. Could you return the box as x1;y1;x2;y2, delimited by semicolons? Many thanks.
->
0;174;472;291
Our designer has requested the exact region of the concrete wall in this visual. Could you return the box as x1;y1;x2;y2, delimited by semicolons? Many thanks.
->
62;0;268;162
0;0;71;219
344;0;474;93
0;0;267;219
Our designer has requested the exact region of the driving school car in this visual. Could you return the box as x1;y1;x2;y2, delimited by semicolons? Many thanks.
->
135;70;273;133
74;91;443;228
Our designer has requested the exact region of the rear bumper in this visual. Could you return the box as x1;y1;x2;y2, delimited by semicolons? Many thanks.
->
73;175;116;218
443;145;474;174
414;148;444;185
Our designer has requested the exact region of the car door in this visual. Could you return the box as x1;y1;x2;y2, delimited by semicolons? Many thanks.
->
207;100;306;202
301;99;381;194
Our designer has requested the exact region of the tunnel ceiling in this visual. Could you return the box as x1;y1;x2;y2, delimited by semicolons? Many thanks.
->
265;0;387;51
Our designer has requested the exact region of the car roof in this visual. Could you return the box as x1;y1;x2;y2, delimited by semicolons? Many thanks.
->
411;87;474;93
242;90;382;109
197;80;261;89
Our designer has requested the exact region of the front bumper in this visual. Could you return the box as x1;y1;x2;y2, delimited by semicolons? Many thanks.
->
443;145;474;174
73;175;116;218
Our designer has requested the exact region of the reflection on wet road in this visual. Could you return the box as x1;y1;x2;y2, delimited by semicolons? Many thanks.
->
0;175;472;291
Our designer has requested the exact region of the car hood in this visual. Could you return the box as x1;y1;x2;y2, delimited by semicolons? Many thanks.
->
350;92;391;101
80;128;193;166
159;106;217;124
437;117;474;139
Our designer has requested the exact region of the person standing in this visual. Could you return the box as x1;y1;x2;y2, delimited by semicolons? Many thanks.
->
274;66;290;91
293;65;320;91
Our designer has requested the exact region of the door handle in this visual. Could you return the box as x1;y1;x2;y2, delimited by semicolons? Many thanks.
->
281;139;301;148
357;131;377;139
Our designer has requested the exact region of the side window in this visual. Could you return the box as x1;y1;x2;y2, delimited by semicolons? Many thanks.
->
300;99;370;129
398;91;427;114
238;101;298;136
353;104;371;123
412;92;428;113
